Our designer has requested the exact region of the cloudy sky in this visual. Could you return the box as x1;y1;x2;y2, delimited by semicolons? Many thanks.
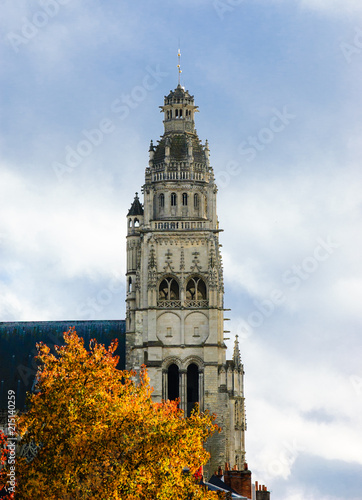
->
1;0;362;498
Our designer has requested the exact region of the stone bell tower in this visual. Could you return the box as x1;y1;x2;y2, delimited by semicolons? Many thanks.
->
125;82;246;476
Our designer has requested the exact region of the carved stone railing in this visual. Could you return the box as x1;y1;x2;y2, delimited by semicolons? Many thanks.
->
153;220;207;230
157;300;182;308
184;300;209;308
152;169;207;182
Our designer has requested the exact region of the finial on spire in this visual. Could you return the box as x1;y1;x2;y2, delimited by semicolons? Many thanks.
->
233;335;242;368
177;48;182;85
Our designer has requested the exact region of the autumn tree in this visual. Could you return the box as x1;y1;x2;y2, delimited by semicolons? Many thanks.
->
16;328;219;499
0;429;15;499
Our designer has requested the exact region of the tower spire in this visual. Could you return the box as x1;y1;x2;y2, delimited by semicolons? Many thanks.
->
177;47;182;86
233;335;242;368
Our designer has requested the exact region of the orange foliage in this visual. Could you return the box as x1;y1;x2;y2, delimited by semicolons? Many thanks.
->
15;328;219;499
0;430;15;499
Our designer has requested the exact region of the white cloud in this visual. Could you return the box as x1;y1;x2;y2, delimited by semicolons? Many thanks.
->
299;0;362;14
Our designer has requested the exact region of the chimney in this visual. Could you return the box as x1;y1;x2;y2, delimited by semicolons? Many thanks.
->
215;466;223;478
255;482;271;500
223;462;252;499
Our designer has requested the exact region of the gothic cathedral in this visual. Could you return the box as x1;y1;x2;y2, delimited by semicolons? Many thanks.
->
125;83;246;476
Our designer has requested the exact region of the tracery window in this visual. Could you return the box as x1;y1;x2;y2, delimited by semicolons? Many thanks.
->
158;277;181;308
194;193;199;208
158;277;179;301
171;192;177;206
182;193;188;206
185;277;207;307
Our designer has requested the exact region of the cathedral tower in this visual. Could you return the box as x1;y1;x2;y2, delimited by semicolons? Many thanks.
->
126;82;246;476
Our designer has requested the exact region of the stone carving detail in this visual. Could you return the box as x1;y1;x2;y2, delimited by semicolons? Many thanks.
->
218;247;224;292
155;236;207;246
180;246;185;271
163;249;174;272
190;251;202;272
135;269;141;291
148;245;157;289
208;244;218;289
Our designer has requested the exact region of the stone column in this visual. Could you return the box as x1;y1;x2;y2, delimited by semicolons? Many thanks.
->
180;369;187;413
162;369;167;400
199;369;204;412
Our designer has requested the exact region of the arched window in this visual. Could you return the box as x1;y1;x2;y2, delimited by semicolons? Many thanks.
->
134;219;139;228
128;277;132;293
171;192;177;206
158;277;179;301
175;109;178;117
182;193;188;206
179;109;182;118
186;277;207;301
128;219;132;228
187;363;199;417
159;193;165;208
168;364;179;401
194;193;199;208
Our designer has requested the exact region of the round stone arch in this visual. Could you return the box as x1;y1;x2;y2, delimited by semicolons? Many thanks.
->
182;355;204;370
163;356;182;371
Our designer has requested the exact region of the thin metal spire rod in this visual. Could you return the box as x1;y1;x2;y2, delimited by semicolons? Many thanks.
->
177;47;182;85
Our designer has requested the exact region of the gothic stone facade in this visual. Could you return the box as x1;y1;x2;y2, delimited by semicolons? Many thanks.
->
125;84;246;477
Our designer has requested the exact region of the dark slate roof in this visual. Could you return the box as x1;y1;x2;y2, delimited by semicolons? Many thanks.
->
165;84;194;103
127;192;144;216
0;320;125;411
153;133;207;165
208;475;238;494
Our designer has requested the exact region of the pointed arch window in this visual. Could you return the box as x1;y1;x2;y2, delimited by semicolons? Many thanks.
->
182;193;188;206
171;192;177;206
194;193;199;208
158;277;181;307
185;277;208;307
